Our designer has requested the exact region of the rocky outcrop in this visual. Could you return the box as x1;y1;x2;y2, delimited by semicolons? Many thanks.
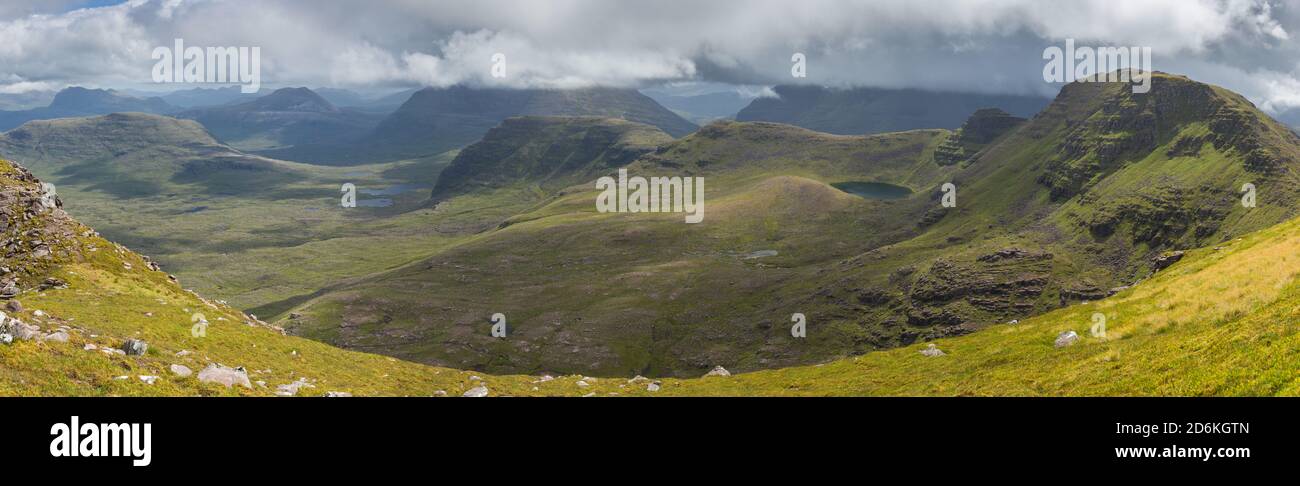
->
934;108;1026;166
1151;251;1185;272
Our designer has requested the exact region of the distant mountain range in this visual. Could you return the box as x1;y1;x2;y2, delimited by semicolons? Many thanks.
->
177;87;385;151
151;86;259;108
267;85;698;165
735;85;1051;135
0;87;174;131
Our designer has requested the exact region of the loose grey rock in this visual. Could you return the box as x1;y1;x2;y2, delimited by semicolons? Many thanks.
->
0;282;18;299
1151;251;1185;272
463;386;489;397
1055;331;1080;348
138;375;159;385
628;375;649;383
920;343;945;357
169;364;192;378
0;333;11;345
121;339;148;356
6;322;40;341
41;331;68;343
4;300;21;313
704;366;731;377
196;364;252;388
276;378;315;397
647;382;661;392
324;391;352;397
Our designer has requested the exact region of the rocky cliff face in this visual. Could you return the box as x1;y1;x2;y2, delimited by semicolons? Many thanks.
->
933;108;1026;165
1037;75;1300;201
0;163;82;300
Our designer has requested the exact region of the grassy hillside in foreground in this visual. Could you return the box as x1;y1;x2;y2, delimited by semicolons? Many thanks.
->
651;214;1300;396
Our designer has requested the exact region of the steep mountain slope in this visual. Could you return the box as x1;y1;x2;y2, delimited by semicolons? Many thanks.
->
275;86;698;164
735;85;1049;135
0;87;174;131
280;73;1300;378
430;116;673;201
179;87;383;152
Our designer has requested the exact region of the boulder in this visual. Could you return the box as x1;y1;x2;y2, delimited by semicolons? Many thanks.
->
463;386;489;397
121;339;148;356
1151;251;1185;272
0;282;18;299
2;321;40;341
275;378;315;397
169;364;193;378
196;364;252;388
41;331;68;342
323;391;352;397
1054;330;1080;347
919;343;946;357
704;366;731;377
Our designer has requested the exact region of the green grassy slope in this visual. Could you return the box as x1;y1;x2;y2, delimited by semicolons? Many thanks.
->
7;152;1300;396
431;116;673;200
0;113;529;317
644;214;1300;396
282;73;1300;379
283;122;957;376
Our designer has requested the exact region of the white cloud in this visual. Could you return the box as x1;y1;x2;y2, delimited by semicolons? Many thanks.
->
0;0;1294;109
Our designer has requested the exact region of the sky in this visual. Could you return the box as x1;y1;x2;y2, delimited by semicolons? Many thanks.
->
0;0;1298;113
